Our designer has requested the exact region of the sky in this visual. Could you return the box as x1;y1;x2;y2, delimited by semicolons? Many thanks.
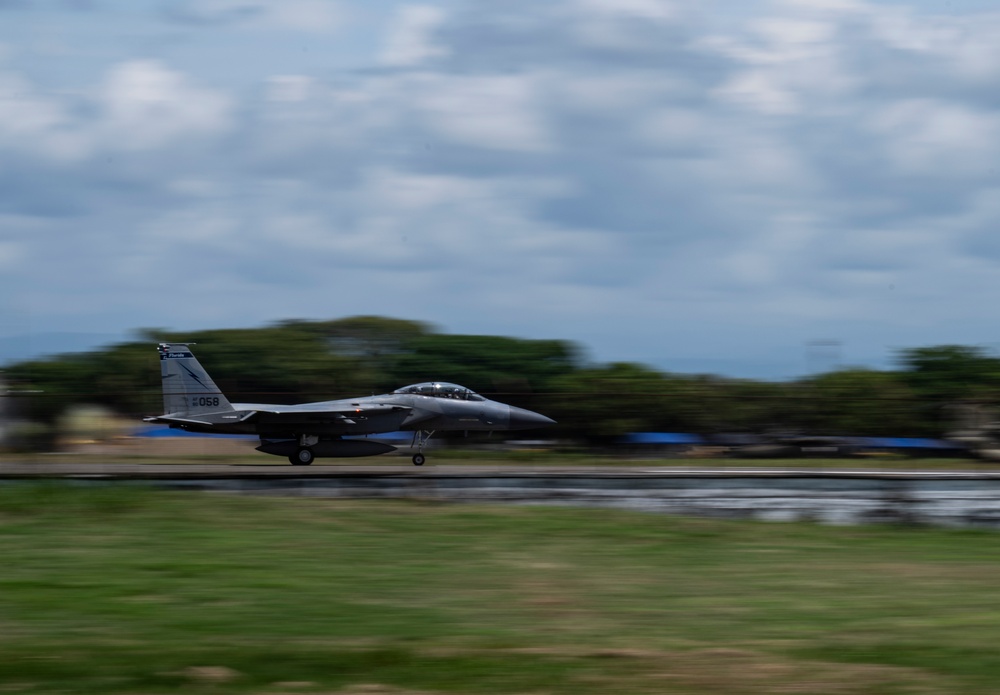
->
1;0;999;378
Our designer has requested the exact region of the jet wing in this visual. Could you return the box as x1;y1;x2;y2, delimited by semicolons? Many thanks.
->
142;412;257;426
238;403;414;435
145;403;414;436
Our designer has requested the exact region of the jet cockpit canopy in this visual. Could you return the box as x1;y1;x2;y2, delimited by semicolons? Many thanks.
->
393;382;485;401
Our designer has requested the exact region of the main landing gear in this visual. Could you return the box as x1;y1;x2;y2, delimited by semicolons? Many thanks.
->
282;433;432;466
410;430;434;466
290;447;314;466
289;434;318;465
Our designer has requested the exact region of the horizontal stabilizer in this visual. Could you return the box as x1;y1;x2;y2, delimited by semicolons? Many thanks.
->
143;415;222;427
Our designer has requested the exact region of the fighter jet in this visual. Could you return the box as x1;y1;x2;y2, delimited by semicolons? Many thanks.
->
144;343;555;465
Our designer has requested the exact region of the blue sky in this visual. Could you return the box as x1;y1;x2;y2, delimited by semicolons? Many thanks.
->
2;0;999;378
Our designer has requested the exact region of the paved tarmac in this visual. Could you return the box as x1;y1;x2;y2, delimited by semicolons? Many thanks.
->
8;459;1000;527
3;459;1000;479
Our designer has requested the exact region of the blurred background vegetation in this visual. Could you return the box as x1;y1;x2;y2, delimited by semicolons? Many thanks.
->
3;316;1000;449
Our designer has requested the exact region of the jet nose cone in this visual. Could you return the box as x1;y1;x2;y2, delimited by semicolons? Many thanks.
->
507;405;556;430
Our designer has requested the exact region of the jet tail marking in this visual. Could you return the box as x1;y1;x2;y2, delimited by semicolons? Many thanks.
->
157;343;235;416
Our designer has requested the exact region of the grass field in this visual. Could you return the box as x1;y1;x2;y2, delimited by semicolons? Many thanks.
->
3;484;1000;693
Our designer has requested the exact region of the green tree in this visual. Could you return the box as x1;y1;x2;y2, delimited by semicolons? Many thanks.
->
388;334;580;411
794;368;922;436
896;345;1000;434
309;316;433;393
545;363;678;443
897;345;1000;401
691;377;797;434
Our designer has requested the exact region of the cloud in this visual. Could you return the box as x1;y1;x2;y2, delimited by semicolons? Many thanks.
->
265;75;313;103
0;239;25;270
380;5;448;67
162;0;262;26
2;0;1000;375
0;73;59;136
163;0;343;32
99;61;232;150
0;59;231;163
570;0;684;50
871;99;1000;177
410;73;552;152
265;0;344;32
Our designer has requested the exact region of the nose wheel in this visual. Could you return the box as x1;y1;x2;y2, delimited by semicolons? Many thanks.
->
410;430;434;466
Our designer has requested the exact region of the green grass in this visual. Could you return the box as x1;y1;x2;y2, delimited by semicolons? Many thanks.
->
2;484;1000;693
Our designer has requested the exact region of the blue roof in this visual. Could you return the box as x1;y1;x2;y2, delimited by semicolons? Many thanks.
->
856;437;962;450
623;432;704;445
619;433;961;450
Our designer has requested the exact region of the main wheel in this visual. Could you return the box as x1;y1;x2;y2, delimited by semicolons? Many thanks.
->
412;453;426;466
291;447;315;466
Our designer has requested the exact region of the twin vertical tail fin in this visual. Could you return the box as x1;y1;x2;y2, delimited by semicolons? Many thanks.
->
158;343;234;416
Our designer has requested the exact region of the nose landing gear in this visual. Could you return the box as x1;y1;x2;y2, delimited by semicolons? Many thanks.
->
410;430;434;466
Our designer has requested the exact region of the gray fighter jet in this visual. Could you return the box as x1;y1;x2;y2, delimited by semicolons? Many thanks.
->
144;343;555;465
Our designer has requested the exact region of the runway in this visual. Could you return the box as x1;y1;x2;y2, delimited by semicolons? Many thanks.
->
2;459;1000;479
6;459;1000;527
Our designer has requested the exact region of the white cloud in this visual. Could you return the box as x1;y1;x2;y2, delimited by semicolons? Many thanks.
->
573;0;678;21
380;5;448;67
867;6;957;54
265;0;344;33
872;100;1000;177
710;9;857;115
951;23;1000;81
0;59;233;162
556;73;684;114
716;69;801;114
0;240;24;270
168;0;345;33
266;75;313;103
411;73;551;152
166;179;228;198
570;0;682;50
753;17;834;46
0;71;92;162
0;73;62;137
99;61;232;150
633;108;706;153
333;168;605;274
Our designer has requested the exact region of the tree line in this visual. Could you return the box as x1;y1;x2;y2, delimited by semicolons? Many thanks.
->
4;316;1000;444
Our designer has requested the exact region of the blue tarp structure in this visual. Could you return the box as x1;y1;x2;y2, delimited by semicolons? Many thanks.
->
622;432;962;452
622;432;704;445
853;437;962;451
